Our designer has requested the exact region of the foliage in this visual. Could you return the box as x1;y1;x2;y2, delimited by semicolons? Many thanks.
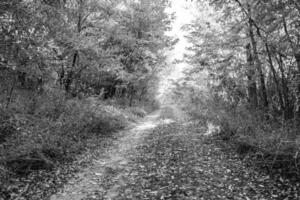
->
187;0;300;116
0;96;128;174
0;0;170;195
0;0;170;106
177;0;300;172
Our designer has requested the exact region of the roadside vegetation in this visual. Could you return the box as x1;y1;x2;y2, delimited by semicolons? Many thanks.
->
3;0;300;199
176;0;300;176
0;0;170;197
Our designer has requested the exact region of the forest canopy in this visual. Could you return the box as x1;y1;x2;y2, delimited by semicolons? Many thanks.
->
0;0;170;103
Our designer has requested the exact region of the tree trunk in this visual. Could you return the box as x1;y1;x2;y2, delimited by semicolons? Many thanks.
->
6;76;15;108
265;43;284;111
59;64;65;86
296;54;300;72
64;51;78;93
246;43;258;108
282;16;300;118
248;17;268;109
129;85;135;107
276;55;293;119
295;54;300;119
65;12;82;93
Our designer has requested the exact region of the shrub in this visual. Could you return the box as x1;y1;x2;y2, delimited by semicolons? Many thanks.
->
1;95;130;175
184;93;300;173
0;91;151;177
35;89;67;120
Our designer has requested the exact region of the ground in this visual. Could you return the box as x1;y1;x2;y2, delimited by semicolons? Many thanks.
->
49;108;300;200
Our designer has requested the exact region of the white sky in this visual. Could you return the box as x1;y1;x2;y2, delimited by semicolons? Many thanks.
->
157;0;197;104
165;0;196;59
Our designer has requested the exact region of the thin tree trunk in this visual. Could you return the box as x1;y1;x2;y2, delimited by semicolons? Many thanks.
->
129;93;134;107
282;16;300;118
248;13;268;108
295;55;300;119
65;51;78;93
59;64;65;86
65;11;83;93
129;85;135;107
295;54;300;73
265;43;284;111
6;77;16;108
246;43;258;108
276;55;293;118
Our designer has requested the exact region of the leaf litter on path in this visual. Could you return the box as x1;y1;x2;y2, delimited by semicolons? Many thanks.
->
7;112;299;200
98;122;299;200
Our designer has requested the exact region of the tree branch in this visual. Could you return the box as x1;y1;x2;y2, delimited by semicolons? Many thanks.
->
232;0;265;36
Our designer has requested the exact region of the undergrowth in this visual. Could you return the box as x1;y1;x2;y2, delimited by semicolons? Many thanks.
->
185;94;300;177
0;89;148;190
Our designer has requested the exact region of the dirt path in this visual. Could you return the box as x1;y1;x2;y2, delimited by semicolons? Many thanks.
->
50;107;299;200
50;111;169;200
95;122;299;200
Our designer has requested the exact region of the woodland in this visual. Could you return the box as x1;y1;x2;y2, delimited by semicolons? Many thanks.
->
0;0;170;197
181;0;300;171
1;0;300;199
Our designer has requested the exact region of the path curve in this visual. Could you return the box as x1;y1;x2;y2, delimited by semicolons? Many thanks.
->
50;111;171;200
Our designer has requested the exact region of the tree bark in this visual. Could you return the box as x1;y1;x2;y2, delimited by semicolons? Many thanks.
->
246;43;258;108
282;16;300;118
247;12;268;109
6;76;15;108
295;54;300;119
64;51;78;93
265;43;284;111
276;55;293;119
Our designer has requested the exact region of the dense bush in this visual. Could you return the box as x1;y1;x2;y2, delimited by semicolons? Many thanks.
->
183;91;300;173
0;93;139;177
0;1;167;198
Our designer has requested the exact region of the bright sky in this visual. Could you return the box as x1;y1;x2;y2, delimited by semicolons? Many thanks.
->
165;0;196;59
157;0;197;104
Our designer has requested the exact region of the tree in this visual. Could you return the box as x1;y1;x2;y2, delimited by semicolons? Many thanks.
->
0;0;171;107
188;0;300;120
